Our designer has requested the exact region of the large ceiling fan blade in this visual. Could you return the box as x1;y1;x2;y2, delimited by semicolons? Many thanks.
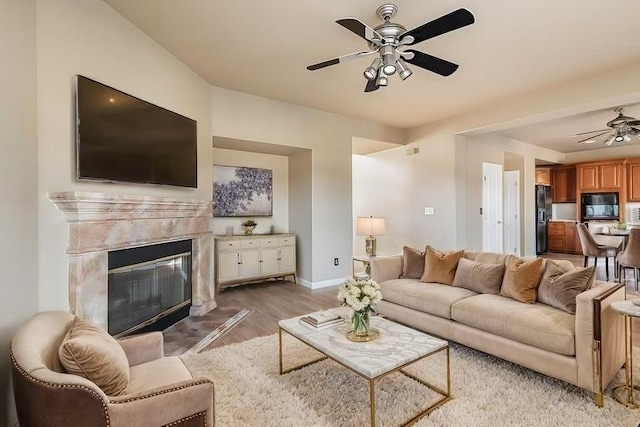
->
569;128;611;137
628;120;640;127
307;50;372;71
576;131;610;144
364;79;379;93
403;49;458;76
399;8;475;46
336;18;382;44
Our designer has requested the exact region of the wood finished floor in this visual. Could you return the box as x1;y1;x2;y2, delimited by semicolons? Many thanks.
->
192;279;340;351
167;252;640;354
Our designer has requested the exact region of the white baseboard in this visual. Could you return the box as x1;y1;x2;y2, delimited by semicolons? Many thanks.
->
297;277;345;290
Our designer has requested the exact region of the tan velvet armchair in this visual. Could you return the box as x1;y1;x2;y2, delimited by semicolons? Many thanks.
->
11;311;214;426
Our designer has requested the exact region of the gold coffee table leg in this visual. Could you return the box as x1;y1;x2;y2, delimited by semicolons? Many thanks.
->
369;379;376;427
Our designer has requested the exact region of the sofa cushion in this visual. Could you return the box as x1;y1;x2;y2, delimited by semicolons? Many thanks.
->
421;246;465;285
538;261;596;314
463;251;509;265
500;256;544;303
452;257;505;294
451;294;575;356
59;316;130;396
127;356;193;395
380;278;478;319
400;246;425;279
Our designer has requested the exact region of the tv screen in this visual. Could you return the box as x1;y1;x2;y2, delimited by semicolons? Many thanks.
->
76;75;197;188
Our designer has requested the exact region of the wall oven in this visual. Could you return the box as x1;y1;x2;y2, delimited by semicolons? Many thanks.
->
581;192;619;221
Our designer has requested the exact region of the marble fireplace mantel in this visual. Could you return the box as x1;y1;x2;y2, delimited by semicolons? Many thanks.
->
50;191;216;330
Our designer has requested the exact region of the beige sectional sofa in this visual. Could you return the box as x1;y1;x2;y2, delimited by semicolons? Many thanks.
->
370;250;625;406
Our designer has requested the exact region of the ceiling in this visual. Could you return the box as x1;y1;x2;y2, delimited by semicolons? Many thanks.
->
104;0;640;151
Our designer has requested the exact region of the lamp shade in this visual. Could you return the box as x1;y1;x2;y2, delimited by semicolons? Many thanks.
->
356;217;386;236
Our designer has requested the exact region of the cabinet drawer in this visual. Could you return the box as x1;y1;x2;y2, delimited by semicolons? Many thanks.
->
241;239;260;249
279;237;295;246
218;240;241;250
261;238;279;247
547;223;565;236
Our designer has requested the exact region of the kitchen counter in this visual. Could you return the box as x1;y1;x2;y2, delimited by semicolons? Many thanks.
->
549;219;577;223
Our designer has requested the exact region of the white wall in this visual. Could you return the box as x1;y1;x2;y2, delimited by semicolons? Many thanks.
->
211;148;289;235
289;150;313;282
211;86;405;286
36;0;213;310
0;0;38;423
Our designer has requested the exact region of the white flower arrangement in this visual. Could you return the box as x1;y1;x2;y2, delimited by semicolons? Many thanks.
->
337;278;383;313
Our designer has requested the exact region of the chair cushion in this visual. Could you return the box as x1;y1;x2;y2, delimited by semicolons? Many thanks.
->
400;246;425;279
452;257;505;294
59;316;130;396
451;294;576;356
420;246;464;285
500;256;544;303
537;261;596;314
380;279;477;319
128;356;193;395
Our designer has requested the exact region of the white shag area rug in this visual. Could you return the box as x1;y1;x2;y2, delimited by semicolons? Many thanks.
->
182;334;640;427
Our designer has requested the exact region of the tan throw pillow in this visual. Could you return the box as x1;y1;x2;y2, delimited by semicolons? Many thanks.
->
537;260;596;314
500;256;544;303
452;257;505;294
420;246;464;285
401;246;426;279
59;316;130;396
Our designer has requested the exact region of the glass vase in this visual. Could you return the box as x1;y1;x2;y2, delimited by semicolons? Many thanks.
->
351;309;370;337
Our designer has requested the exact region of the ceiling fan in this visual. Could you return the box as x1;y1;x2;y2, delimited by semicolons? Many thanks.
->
306;4;475;92
573;108;640;146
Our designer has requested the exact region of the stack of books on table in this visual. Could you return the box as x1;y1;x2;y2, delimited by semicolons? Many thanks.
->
300;311;345;330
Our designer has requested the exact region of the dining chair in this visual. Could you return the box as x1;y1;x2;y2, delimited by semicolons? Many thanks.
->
616;228;640;291
576;223;621;281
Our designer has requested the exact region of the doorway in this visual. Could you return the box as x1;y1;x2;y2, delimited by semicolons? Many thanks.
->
482;162;504;252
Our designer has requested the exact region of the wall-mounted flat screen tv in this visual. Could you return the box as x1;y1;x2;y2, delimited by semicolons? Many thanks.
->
76;75;197;188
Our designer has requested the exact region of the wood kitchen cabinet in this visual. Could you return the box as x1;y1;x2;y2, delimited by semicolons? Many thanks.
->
627;160;640;202
551;166;576;203
547;221;581;254
577;161;624;192
535;168;551;186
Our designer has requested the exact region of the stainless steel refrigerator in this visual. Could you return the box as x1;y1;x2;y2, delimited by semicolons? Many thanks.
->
536;185;553;254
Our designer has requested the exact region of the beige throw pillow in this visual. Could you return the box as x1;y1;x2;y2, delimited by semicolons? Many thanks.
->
59;316;130;396
420;246;464;285
537;260;596;314
500;256;544;303
401;246;426;279
452;257;505;294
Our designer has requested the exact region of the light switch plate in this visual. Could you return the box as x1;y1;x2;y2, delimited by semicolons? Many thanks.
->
424;207;435;215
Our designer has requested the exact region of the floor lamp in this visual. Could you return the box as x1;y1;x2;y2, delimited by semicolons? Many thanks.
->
356;216;386;257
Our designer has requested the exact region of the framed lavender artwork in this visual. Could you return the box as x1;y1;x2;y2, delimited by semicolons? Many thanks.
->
213;165;273;217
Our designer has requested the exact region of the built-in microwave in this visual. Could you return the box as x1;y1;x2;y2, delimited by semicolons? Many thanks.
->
581;192;619;220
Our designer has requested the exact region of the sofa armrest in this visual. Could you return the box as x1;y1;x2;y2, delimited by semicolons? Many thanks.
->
575;281;625;405
108;378;214;427
118;332;164;366
369;256;403;283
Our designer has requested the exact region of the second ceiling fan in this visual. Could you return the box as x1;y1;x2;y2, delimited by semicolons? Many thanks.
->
306;4;475;92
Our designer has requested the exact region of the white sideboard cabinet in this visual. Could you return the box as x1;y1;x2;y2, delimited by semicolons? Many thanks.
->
215;234;296;291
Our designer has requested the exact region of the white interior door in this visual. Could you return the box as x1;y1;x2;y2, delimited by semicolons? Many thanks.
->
503;170;521;256
482;163;504;252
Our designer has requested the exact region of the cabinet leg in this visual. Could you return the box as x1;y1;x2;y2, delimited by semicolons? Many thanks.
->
584;256;588;267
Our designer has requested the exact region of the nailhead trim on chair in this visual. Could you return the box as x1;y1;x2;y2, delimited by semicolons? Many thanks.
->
163;411;208;427
10;351;111;426
109;378;213;404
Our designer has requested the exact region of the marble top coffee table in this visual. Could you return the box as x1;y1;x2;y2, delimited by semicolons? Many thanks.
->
278;313;450;426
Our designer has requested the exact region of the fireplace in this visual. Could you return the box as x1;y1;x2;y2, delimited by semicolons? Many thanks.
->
50;192;216;332
108;240;193;336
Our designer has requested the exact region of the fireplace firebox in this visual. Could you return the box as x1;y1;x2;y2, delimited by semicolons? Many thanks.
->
108;239;192;336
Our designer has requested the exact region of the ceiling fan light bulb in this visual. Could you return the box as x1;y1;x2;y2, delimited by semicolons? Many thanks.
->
376;72;388;86
623;134;632;143
382;59;396;75
614;135;625;142
363;58;382;80
396;59;412;80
